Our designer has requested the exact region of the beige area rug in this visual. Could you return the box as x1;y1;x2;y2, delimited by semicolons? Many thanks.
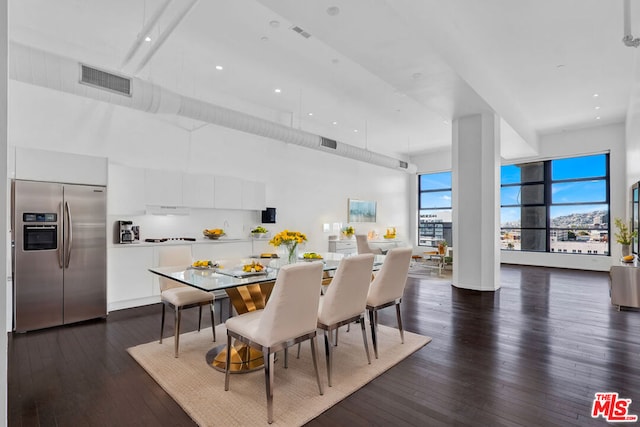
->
128;323;431;426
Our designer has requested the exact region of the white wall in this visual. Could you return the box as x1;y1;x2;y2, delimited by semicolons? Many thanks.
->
411;122;626;271
1;0;8;423
8;81;412;253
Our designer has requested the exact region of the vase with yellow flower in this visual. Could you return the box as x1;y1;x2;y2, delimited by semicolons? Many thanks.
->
269;229;308;264
341;225;355;239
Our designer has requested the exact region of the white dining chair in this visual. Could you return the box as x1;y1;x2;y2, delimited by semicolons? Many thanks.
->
356;234;383;255
224;262;324;424
366;247;412;359
317;253;374;387
158;246;216;358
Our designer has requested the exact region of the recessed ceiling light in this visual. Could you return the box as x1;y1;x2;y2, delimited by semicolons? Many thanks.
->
411;72;423;80
596;116;601;120
354;129;359;133
144;36;151;42
269;20;280;28
274;88;281;93
307;112;313;116
595;106;600;110
443;120;450;125
261;36;269;42
332;121;338;125
215;65;223;71
327;6;340;16
593;93;599;97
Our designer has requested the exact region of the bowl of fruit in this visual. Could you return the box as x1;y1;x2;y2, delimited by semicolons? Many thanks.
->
191;260;218;270
203;228;225;239
302;252;323;261
250;226;269;239
242;261;266;274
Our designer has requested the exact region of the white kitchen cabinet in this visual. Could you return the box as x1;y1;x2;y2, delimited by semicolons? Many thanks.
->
214;176;243;209
328;240;357;254
107;246;155;309
145;168;183;206
15;147;108;186
242;180;266;210
107;163;145;215
183;173;215;208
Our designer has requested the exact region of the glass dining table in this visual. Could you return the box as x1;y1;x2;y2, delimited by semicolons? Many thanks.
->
149;252;384;373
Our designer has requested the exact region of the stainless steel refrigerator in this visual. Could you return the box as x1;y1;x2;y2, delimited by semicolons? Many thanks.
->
12;180;107;332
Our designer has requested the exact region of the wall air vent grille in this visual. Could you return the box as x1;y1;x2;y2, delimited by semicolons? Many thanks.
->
80;64;131;96
399;160;409;169
291;26;312;39
320;137;337;149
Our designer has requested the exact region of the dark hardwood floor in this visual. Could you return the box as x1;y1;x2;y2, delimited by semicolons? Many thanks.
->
8;265;640;426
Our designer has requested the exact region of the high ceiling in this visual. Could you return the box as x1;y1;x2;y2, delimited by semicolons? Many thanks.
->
8;0;639;161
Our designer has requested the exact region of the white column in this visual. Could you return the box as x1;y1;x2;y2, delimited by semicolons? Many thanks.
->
452;113;501;291
0;0;8;423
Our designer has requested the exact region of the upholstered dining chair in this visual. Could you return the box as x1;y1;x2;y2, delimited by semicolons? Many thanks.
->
158;246;216;358
355;234;383;255
317;253;374;387
366;247;412;359
224;262;324;424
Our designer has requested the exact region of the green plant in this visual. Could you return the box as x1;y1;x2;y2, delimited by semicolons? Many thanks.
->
614;218;637;245
342;225;355;236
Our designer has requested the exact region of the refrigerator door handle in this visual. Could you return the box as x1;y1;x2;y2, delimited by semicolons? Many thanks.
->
58;202;64;268
65;201;73;268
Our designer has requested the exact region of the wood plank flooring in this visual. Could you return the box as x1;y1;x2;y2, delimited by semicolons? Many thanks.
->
8;265;640;426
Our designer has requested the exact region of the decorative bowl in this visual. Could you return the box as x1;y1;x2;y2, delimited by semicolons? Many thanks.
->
203;231;225;240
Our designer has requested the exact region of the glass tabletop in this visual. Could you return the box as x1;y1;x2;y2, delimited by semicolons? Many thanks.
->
149;253;385;293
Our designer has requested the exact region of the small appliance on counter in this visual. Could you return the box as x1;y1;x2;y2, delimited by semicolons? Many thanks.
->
115;220;140;244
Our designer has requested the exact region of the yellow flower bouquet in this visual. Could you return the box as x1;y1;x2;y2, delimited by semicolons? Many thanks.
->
269;230;307;263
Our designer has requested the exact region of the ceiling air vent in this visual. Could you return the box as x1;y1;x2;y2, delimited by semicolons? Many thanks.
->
291;25;312;39
320;137;337;149
80;64;131;96
399;160;409;169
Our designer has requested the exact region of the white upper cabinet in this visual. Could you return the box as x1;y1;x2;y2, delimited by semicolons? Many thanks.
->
183;173;215;208
107;163;145;215
214;176;243;209
242;180;266;210
107;164;265;212
144;169;183;206
15;147;107;186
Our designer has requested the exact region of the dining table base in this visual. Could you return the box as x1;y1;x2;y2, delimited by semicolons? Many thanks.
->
207;280;275;373
206;342;264;373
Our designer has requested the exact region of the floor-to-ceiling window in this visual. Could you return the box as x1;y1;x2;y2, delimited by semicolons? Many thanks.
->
500;153;610;255
417;171;452;248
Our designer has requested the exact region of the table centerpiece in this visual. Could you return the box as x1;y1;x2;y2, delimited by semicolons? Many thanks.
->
341;225;355;239
269;229;307;264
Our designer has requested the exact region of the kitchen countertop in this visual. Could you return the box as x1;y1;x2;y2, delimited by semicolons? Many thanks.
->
110;238;250;248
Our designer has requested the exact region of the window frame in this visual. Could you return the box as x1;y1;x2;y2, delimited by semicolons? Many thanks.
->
500;153;610;255
417;172;452;248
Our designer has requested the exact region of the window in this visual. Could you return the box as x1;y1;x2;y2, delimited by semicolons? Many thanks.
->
418;172;452;247
500;153;610;255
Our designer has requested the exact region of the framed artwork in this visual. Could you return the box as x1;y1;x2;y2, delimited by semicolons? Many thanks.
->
348;199;377;223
